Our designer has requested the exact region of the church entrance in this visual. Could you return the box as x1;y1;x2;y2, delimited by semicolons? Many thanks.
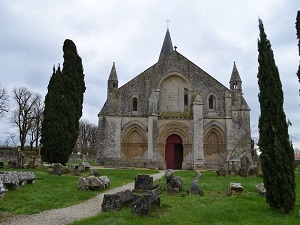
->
165;134;183;169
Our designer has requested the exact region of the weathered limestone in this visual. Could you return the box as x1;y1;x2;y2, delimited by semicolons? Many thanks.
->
49;163;63;175
134;174;156;191
89;169;100;176
101;189;134;212
188;171;203;195
256;183;266;196
229;182;243;193
78;176;110;191
239;156;251;178
0;179;7;200
167;177;183;193
256;161;263;177
0;171;36;190
69;164;81;176
165;169;174;184
216;167;227;176
0;172;19;189
96;33;251;170
78;162;91;172
131;190;160;215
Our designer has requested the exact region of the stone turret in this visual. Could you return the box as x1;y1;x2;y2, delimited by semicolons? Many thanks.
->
107;62;118;98
158;28;174;61
229;62;242;93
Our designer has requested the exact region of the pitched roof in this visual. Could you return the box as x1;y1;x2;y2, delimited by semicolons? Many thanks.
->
108;62;118;81
230;62;241;82
158;28;174;61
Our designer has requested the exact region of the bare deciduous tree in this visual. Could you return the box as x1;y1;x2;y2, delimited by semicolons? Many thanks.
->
28;97;44;151
0;84;9;117
11;87;41;151
76;119;98;155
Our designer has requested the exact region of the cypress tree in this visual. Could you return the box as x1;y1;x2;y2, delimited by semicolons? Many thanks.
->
257;18;295;213
61;39;86;163
41;39;85;165
41;66;69;163
296;10;300;82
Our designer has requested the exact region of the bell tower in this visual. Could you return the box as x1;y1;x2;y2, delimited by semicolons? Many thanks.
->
107;62;118;98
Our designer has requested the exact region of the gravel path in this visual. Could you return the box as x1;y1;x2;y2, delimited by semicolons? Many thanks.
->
0;171;165;225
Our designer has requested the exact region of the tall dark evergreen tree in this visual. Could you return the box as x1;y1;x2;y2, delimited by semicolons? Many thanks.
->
296;10;300;82
61;39;86;163
41;66;69;163
41;39;85;165
257;18;295;213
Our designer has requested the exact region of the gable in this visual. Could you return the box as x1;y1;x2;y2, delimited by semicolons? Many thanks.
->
99;51;246;116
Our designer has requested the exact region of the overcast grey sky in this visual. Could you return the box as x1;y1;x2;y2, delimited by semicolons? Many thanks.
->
0;0;299;149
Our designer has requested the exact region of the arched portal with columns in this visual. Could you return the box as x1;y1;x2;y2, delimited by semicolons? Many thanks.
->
157;121;193;169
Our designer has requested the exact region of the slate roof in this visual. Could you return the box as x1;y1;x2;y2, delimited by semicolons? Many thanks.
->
108;62;118;81
230;62;241;82
158;28;174;61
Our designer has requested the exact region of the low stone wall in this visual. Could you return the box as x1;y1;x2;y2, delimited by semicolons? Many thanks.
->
68;154;96;163
97;157;158;169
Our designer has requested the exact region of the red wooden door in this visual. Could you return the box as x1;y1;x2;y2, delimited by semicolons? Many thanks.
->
165;134;183;169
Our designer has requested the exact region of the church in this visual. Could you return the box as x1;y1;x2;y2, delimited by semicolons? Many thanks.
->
96;29;251;170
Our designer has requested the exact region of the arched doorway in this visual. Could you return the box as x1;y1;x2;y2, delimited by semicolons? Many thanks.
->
165;134;183;169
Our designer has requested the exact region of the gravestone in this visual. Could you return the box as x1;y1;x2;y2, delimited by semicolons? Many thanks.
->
101;189;133;212
16;152;25;168
78;162;91;172
89;169;100;176
216;167;227;176
188;171;203;195
256;183;266;196
229;182;243;193
0;172;19;190
134;174;154;191
165;169;174;184
78;176;110;191
51;163;63;175
131;190;160;215
256;161;263;177
239;156;251;177
230;161;237;176
0;180;7;200
167;177;183;193
27;157;36;169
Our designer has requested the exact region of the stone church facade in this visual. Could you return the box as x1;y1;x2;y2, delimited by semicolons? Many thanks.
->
97;29;251;170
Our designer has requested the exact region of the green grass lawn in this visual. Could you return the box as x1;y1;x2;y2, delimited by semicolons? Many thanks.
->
70;170;300;225
0;167;157;215
0;168;299;225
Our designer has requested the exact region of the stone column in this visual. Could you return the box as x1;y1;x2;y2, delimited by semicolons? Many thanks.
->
192;94;204;169
147;116;155;160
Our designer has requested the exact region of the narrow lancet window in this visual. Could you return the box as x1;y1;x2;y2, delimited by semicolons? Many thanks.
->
132;97;137;111
209;95;215;110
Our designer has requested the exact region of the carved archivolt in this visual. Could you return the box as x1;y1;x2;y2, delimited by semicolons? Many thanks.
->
121;122;147;161
157;121;193;163
122;121;147;142
204;124;227;158
158;121;192;144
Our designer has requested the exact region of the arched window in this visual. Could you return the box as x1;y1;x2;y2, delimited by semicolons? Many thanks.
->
132;97;137;111
209;95;215;110
184;88;188;106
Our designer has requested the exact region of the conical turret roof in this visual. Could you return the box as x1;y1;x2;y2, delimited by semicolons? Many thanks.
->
108;62;118;81
230;62;241;82
158;28;174;61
